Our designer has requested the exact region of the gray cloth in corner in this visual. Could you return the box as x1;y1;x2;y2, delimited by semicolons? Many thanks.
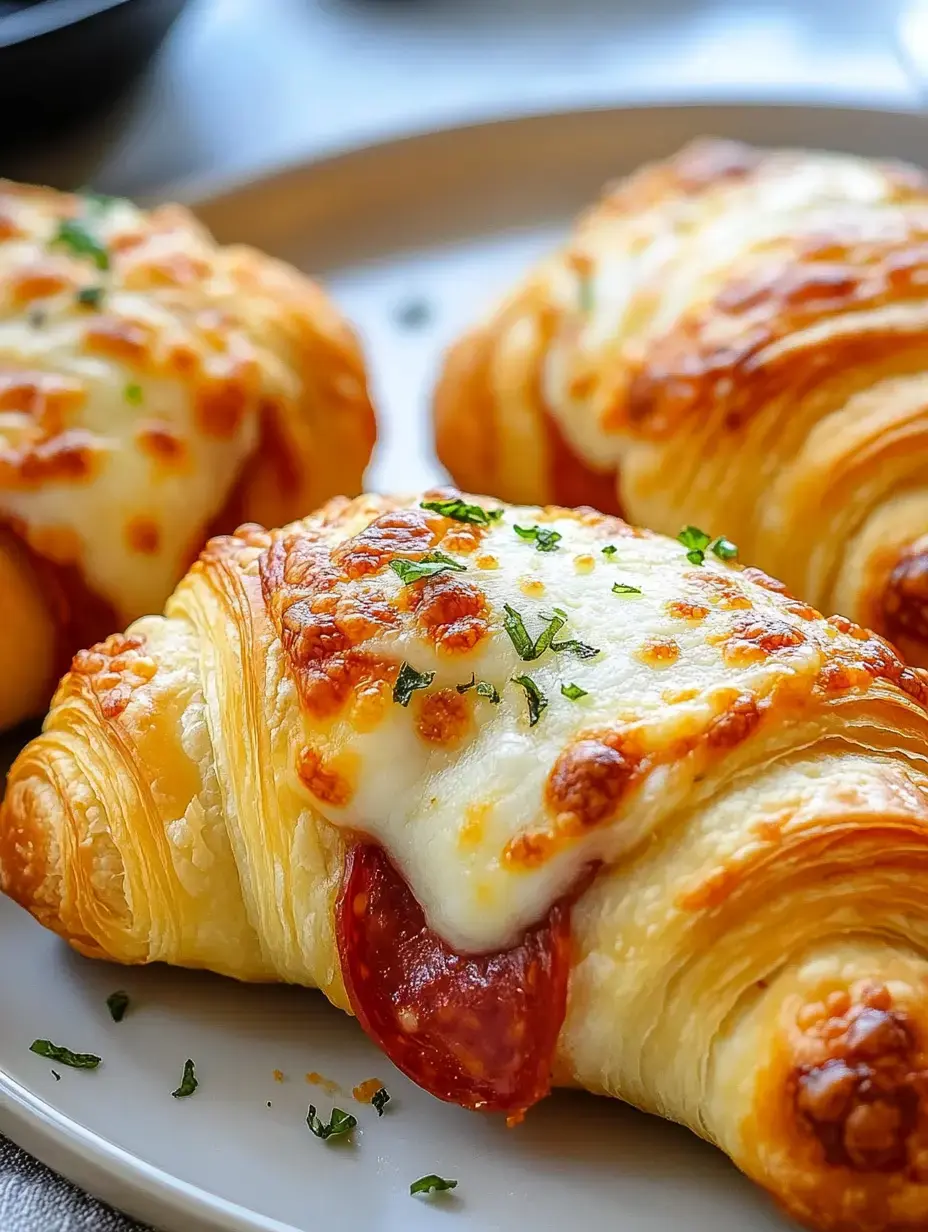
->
0;1135;148;1232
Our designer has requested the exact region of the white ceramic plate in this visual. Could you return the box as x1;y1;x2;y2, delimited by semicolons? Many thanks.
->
4;101;928;1232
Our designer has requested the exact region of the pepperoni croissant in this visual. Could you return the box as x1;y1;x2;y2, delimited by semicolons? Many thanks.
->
0;180;376;730
434;139;928;667
6;491;928;1231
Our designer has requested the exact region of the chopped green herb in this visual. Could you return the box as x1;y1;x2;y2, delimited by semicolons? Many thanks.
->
456;674;501;703
106;991;129;1022
601;544;618;558
503;604;599;661
709;536;738;561
420;497;503;526
561;682;588;700
389;550;466;585
76;285;103;309
51;1070;61;1081
612;582;642;596
512;675;548;726
306;1104;357;1140
30;1040;100;1070
551;638;600;659
172;1059;198;1098
502;603;537;659
393;662;435;706
677;525;712;566
513;524;562;553
411;1175;458;1196
51;218;109;271
124;383;143;406
371;1087;391;1116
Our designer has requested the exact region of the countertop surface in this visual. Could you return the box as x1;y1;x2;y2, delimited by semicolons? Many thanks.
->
1;0;928;1228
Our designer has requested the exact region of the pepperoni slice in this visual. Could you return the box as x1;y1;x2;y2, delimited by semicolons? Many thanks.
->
336;842;573;1115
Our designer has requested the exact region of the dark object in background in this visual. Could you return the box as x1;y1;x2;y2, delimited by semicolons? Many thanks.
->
0;0;188;145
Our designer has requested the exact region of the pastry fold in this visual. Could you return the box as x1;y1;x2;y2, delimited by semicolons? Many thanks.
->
5;491;928;1232
0;180;376;729
434;139;928;665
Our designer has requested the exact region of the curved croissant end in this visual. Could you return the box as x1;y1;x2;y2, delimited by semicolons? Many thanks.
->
6;492;928;1230
0;179;376;729
434;138;928;665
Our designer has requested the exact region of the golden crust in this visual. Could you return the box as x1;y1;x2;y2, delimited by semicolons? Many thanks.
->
434;138;928;664
0;180;376;728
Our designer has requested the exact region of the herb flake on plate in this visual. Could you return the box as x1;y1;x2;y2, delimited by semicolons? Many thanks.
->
172;1058;198;1098
307;1104;357;1141
612;582;642;596
106;990;130;1022
411;1174;458;1196
30;1040;101;1070
371;1087;390;1116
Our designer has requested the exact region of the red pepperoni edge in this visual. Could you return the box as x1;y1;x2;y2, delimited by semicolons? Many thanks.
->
336;842;573;1116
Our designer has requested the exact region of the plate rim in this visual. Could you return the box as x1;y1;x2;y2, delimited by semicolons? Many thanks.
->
0;1062;298;1232
155;95;925;212
4;94;928;1232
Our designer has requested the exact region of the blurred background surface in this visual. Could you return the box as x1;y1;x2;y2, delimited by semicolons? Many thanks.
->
2;0;928;196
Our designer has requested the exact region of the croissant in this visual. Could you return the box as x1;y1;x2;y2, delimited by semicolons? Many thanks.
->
7;488;928;1229
434;138;928;667
0;179;376;730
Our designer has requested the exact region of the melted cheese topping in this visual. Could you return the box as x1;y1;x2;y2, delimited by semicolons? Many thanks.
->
267;492;927;953
0;180;369;622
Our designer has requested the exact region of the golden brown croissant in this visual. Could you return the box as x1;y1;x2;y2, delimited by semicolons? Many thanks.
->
6;489;928;1230
0;179;376;730
434;139;928;666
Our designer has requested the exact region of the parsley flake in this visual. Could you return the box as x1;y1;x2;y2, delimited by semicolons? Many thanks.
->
561;682;588;700
124;383;143;406
393;662;435;706
411;1174;458;1196
601;544;617;558
51;1070;61;1081
389;550;466;585
677;525;713;566
420;497;503;526
503;604;599;661
612;582;642;596
513;524;562;553
512;675;548;726
30;1040;100;1070
172;1058;198;1098
52;218;109;271
456;674;501;703
371;1087;391;1116
106;991;129;1022
709;536;738;561
306;1104;357;1140
76;285;103;309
